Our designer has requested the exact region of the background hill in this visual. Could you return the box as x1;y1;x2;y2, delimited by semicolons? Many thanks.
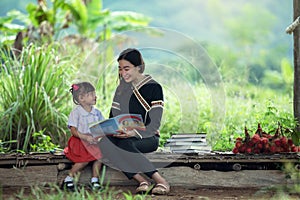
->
102;0;293;50
0;0;293;51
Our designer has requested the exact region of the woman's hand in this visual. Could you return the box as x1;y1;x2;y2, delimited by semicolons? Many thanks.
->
114;129;136;138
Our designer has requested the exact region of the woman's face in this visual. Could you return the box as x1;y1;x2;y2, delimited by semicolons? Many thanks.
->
118;59;141;83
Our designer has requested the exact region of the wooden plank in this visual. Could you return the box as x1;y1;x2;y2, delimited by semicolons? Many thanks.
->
0;152;299;168
0;165;57;187
159;167;297;188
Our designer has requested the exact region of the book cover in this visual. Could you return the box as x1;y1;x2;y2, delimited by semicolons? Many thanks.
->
88;114;146;138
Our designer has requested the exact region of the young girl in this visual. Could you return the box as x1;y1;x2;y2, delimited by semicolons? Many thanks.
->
62;82;104;191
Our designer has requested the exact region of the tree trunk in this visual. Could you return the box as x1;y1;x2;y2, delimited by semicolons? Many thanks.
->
294;0;300;133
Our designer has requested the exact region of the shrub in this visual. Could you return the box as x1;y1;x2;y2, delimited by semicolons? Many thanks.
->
0;44;75;152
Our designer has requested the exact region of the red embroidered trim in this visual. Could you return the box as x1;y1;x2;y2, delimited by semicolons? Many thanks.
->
133;89;151;111
136;76;152;90
151;100;164;107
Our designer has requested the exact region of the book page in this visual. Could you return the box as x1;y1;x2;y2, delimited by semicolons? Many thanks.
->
89;114;145;138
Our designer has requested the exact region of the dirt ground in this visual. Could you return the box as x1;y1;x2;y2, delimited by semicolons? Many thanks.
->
2;185;300;200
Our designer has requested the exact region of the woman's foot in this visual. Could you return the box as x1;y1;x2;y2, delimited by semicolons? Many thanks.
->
151;183;170;195
136;181;151;194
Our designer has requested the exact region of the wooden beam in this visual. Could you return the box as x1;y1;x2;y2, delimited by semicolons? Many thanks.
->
0;165;57;187
286;16;300;34
1;152;299;167
293;0;300;133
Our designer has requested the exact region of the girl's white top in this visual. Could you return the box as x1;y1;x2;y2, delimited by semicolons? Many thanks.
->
68;105;105;134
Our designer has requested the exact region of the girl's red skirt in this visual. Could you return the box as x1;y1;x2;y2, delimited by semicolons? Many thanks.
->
64;136;102;163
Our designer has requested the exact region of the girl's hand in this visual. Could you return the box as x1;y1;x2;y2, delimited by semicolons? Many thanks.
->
70;127;98;144
85;134;98;144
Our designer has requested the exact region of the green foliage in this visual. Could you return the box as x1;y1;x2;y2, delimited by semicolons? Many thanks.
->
0;0;151;46
30;130;60;152
262;58;293;94
0;139;17;153
123;191;148;200
212;84;296;151
15;183;142;200
0;44;75;152
25;0;151;39
60;0;106;37
224;3;276;47
0;10;28;45
157;81;297;151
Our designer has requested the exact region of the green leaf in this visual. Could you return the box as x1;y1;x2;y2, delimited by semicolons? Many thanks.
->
86;0;102;15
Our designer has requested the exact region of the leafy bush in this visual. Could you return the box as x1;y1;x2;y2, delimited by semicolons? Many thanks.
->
30;130;60;152
213;84;297;151
158;81;297;151
0;44;75;152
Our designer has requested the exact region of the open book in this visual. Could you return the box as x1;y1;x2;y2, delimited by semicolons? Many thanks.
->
88;114;146;138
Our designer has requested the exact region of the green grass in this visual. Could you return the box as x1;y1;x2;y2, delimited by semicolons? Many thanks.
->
9;184;150;200
0;44;76;152
157;81;296;151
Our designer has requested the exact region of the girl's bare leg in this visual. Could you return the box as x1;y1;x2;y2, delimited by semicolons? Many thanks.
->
70;162;89;177
92;160;102;178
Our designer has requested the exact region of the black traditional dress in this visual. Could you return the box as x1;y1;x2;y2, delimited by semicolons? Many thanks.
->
99;75;164;179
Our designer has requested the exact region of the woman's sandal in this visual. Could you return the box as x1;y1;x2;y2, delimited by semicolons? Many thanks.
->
151;183;170;195
136;181;151;194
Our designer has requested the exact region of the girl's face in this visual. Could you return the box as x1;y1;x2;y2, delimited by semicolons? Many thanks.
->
80;91;97;106
118;59;141;83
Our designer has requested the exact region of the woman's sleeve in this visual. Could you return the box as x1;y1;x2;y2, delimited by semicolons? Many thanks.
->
109;89;121;118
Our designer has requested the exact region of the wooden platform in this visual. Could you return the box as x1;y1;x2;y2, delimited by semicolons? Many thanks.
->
0;151;299;188
1;151;299;169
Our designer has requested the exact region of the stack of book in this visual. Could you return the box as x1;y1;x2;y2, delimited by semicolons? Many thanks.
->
164;133;211;154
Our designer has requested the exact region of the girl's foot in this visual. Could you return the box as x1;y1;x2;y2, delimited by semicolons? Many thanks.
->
61;181;75;192
90;181;103;191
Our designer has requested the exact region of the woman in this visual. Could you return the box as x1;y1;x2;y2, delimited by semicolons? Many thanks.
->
99;48;170;195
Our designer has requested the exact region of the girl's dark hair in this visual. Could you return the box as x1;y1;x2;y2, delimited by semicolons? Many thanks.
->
69;82;95;105
116;48;145;95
